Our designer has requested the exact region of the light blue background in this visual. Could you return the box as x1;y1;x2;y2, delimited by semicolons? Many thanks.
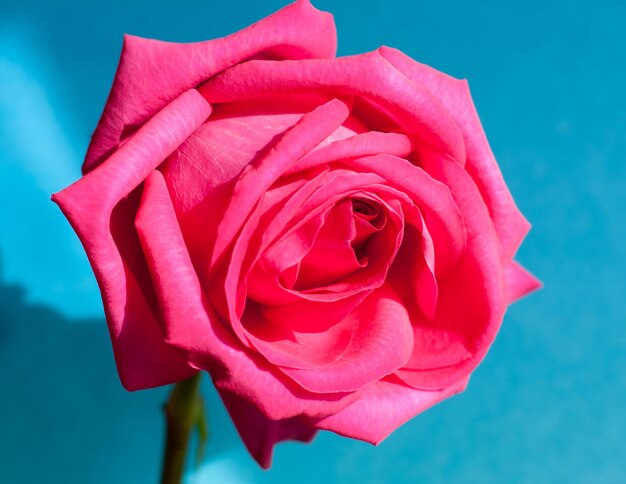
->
1;0;624;482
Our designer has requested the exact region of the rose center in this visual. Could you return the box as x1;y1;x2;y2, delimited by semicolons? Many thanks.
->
290;197;387;291
352;198;379;218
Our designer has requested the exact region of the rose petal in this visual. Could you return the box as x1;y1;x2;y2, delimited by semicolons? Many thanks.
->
51;90;211;390
395;155;505;390
388;218;439;320
84;0;337;172
287;131;413;175
192;346;361;421
131;211;367;422
505;260;542;303
400;328;472;370
224;175;404;351
224;170;389;339
258;293;370;335
219;390;316;469
280;285;414;393
211;97;351;269
164;95;329;214
380;46;531;261
347;154;466;276
57;90;211;210
314;376;468;444
247;170;333;305
135;170;214;351
296;199;365;288
163;97;326;290
259;210;328;283
200;49;465;162
241;302;354;369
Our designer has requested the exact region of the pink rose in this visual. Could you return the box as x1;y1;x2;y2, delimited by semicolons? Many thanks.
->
53;0;539;468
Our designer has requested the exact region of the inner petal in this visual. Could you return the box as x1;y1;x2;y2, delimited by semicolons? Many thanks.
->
352;198;379;220
351;196;387;253
295;199;365;289
242;172;407;340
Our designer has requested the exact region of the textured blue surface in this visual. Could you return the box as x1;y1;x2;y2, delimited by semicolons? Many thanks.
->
1;1;625;482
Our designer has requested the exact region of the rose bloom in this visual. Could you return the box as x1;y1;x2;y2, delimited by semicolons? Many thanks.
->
53;0;539;468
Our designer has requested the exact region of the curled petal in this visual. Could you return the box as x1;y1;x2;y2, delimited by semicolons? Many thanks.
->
58;90;211;210
84;0;337;172
401;327;472;371
52;90;211;390
135;170;214;351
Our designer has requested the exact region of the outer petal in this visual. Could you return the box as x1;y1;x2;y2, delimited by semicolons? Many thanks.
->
219;390;316;469
52;90;212;390
315;377;468;444
379;46;530;260
193;347;361;421
505;260;542;304
84;0;337;173
200;49;466;162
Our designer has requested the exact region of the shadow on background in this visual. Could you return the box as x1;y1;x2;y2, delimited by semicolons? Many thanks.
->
0;273;242;484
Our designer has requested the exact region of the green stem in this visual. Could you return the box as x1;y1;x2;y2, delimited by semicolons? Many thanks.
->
160;372;202;484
